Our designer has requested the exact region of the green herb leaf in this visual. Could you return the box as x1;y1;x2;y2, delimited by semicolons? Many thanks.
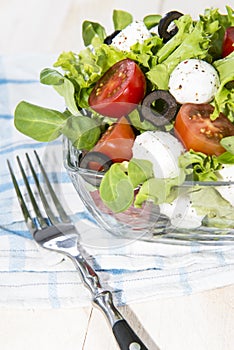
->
217;152;234;164
143;14;161;29
128;158;154;188
134;175;183;207
100;163;134;213
40;68;79;116
40;68;64;85
220;136;234;154
14;101;66;142
113;10;133;30
61;115;101;150
82;20;106;46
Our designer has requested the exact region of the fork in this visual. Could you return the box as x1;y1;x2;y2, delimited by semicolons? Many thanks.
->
7;151;148;350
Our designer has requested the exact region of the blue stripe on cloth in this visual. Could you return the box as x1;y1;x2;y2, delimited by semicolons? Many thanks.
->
0;114;13;120
0;139;61;156
48;272;60;308
0;78;38;84
179;267;192;295
0;224;32;239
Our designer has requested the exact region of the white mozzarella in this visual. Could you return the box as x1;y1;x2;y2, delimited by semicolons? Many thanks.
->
111;20;151;52
169;59;220;104
132;130;184;178
217;165;234;206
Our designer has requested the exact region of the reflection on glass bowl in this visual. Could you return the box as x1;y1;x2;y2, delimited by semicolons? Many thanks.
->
63;137;234;244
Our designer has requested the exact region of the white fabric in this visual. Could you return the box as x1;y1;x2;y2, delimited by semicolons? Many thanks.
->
1;54;234;309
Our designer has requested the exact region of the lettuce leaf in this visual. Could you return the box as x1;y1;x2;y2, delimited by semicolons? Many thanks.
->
212;52;234;121
191;186;234;228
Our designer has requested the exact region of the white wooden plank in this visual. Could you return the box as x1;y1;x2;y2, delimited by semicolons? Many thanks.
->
0;306;92;350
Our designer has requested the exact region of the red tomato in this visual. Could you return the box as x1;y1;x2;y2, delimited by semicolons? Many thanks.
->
85;116;135;171
93;116;135;161
174;103;234;156
88;59;146;118
222;27;234;58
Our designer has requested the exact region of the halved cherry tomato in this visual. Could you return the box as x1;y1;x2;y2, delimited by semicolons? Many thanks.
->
174;103;234;156
85;116;135;170
88;59;146;118
222;27;234;58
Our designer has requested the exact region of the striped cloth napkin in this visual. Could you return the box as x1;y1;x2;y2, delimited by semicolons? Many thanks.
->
1;54;234;309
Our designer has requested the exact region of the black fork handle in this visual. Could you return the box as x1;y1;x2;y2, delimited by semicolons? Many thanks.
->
93;290;148;350
72;255;148;350
113;319;148;350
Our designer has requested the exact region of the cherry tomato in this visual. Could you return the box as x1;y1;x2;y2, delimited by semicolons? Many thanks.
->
87;116;135;170
88;59;146;118
222;27;234;58
174;103;234;156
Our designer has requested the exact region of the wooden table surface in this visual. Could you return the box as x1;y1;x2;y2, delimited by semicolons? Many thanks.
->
0;1;234;349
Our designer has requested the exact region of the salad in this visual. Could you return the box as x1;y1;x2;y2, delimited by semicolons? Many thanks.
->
14;7;234;229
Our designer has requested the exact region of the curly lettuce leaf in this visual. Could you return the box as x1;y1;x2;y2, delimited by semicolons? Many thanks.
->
178;150;222;181
200;6;234;60
53;45;126;109
146;15;213;89
212;52;234;121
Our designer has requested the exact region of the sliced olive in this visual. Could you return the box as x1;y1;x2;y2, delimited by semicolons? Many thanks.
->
158;11;183;42
104;30;121;45
79;151;113;187
141;90;178;127
80;151;112;172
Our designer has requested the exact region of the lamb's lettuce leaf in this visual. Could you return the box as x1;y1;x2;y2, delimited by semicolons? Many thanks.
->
82;21;106;46
99;163;134;213
113;9;133;30
14;101;67;142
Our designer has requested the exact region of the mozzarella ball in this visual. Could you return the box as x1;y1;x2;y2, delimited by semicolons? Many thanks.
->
169;59;220;104
217;165;234;206
132;130;185;178
111;20;151;52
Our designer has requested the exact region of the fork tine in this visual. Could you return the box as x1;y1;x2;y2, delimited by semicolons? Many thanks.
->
34;150;71;223
7;159;34;228
26;152;59;225
16;155;48;229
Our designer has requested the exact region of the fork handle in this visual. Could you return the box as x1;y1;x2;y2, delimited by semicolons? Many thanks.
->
71;255;148;349
94;290;148;350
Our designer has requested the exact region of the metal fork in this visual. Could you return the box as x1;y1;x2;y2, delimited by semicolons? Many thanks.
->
7;151;148;350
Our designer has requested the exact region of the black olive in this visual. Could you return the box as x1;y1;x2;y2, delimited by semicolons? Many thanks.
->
80;151;112;171
104;30;121;45
79;151;112;187
141;90;178;127
158;11;183;42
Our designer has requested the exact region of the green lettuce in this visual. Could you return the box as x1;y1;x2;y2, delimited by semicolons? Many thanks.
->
191;187;234;228
212;52;234;121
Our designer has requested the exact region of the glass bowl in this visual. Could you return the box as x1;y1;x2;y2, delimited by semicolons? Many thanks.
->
63;137;234;245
